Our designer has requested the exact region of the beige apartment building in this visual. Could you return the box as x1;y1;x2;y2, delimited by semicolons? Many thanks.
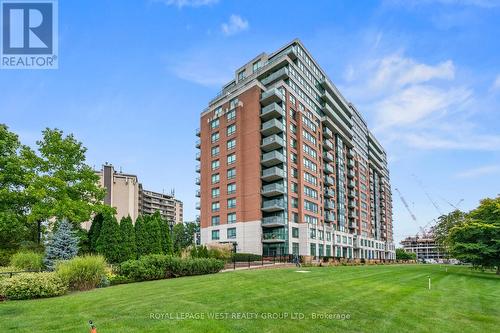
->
95;164;183;224
195;39;395;259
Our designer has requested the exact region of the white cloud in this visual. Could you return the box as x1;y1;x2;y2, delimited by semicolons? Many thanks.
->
221;15;249;36
157;0;219;8
455;165;500;178
491;74;500;91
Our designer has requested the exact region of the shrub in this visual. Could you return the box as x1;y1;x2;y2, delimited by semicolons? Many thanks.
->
119;254;224;282
0;272;67;300
206;243;232;261
232;253;262;262
108;274;132;286
56;255;107;291
10;251;44;271
0;248;16;267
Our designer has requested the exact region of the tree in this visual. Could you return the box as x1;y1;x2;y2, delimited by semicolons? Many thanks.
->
396;248;416;261
26;128;107;231
119;216;137;261
145;213;163;255
44;219;79;270
88;213;104;253
135;215;146;257
160;219;174;255
447;197;500;274
95;213;122;264
0;124;36;248
433;210;466;255
173;223;194;254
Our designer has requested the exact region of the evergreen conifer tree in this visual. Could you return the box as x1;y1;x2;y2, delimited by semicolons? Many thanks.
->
95;214;121;263
44;219;79;270
88;213;103;252
119;215;137;261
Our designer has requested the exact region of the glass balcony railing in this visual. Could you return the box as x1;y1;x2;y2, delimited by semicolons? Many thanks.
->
261;166;285;181
324;189;335;198
262;216;286;227
323;127;333;138
261;134;285;152
324;164;334;174
262;198;285;212
323;139;334;150
262;230;287;242
195;128;200;137
262;183;285;197
323;151;334;162
195;152;201;161
261;119;284;136
261;151;285;167
260;88;284;106
260;102;284;121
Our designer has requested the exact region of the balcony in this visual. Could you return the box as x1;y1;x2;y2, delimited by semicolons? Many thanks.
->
260;88;284;106
262;183;285;197
349;221;357;229
262;198;285;212
260;102;284;121
261;166;285;182
347;160;355;169
261;151;285;167
261;67;289;86
195;202;200;210
195;139;201;149
348;189;356;198
196;152;201;161
261;119;284;136
262;216;287;228
195;190;200;197
325;200;335;210
195;177;200;185
324;189;335;198
195;128;200;137
261;134;285;152
323;127;333;139
348;180;355;188
323;151;334;162
349;200;357;209
347;169;355;179
347;149;354;158
324;164;334;174
324;176;334;186
323;139;334;151
262;230;287;243
325;212;335;223
195;164;201;173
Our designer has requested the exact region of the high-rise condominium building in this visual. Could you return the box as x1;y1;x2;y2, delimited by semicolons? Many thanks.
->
195;39;395;259
95;164;183;224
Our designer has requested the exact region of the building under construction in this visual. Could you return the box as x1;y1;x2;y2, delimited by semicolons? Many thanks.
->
400;233;445;262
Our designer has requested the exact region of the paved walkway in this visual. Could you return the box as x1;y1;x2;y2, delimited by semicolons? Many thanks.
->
221;262;296;273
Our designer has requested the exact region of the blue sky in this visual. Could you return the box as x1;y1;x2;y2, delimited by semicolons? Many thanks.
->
1;0;499;244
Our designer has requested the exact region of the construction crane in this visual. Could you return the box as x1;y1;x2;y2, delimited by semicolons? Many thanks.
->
440;197;464;210
411;174;443;215
395;188;417;223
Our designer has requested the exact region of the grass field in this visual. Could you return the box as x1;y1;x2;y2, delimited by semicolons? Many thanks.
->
1;264;498;332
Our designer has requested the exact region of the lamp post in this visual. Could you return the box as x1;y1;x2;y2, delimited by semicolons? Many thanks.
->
232;242;237;270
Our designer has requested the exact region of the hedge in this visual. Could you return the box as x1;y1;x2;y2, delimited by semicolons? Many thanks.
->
0;272;67;300
119;254;224;282
232;253;262;262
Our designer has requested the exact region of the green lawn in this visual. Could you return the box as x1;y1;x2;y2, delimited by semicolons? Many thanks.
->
1;264;498;332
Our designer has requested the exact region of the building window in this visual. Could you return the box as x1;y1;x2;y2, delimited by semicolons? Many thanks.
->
291;182;298;193
227;124;236;136
289;108;297;121
227;139;236;150
227;227;236;239
227;153;236;165
310;243;316;256
211;173;220;184
227;183;236;195
291;197;299;208
326;232;332;241
211;146;220;157
292;227;299;238
227;212;236;224
291;167;298;178
290;123;297;134
211;202;220;212
211;119;219;130
292;212;299;223
227;198;236;209
227;168;236;179
211;188;220;198
310;228;316;239
211;132;219;143
290;138;297;149
252;60;261;72
292;242;299;255
238;70;245;81
291;152;297;164
211;160;220;170
304;200;318;213
211;230;220;240
211;216;220;226
227;109;236;121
